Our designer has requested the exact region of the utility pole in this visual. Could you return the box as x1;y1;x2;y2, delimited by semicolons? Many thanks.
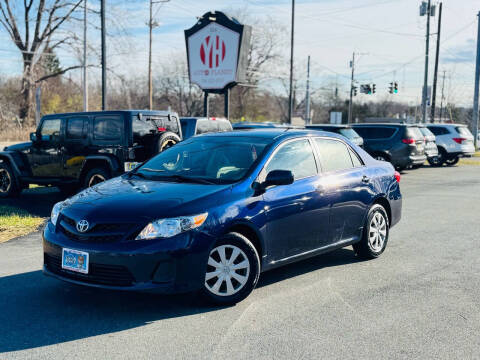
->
83;0;88;111
305;55;311;124
439;70;446;122
148;0;169;110
348;52;355;124
101;0;107;111
473;11;480;150
288;0;295;124
421;0;433;123
431;2;442;122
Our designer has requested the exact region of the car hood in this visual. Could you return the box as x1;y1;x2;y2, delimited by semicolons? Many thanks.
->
61;176;231;223
3;142;32;151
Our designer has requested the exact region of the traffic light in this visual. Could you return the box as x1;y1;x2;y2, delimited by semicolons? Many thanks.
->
394;82;398;94
367;84;372;95
372;84;376;94
388;82;393;94
353;86;358;96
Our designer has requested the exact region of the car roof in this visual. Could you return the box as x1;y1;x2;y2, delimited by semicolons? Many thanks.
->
41;110;176;118
180;117;229;122
427;123;466;127
306;124;352;129
200;128;345;141
352;123;412;127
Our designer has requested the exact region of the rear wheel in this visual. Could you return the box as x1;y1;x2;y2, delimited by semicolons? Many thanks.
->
83;167;110;188
353;204;389;259
428;148;446;167
445;156;459;166
200;232;260;306
0;162;20;198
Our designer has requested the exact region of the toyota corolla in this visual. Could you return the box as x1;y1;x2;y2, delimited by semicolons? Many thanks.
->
43;129;402;305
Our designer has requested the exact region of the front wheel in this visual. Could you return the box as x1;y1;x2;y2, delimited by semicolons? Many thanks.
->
353;204;389;259
0;162;20;198
200;232;260;306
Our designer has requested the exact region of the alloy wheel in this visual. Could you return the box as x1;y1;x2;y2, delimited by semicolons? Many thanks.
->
0;168;11;193
88;174;106;187
205;245;250;297
369;212;387;252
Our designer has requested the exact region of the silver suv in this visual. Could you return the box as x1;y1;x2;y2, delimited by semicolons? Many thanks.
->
426;123;475;166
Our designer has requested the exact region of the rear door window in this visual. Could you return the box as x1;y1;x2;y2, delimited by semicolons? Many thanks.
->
66;117;87;140
428;126;449;135
354;127;396;139
94;115;123;141
196;120;211;135
315;138;355;172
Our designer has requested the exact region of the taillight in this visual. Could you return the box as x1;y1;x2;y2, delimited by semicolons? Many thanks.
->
157;127;166;132
402;138;415;144
452;137;466;144
394;171;401;183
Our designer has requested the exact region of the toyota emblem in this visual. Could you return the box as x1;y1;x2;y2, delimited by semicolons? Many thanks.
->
76;220;89;233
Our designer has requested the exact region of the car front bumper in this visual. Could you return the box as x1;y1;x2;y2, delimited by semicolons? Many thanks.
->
42;222;214;293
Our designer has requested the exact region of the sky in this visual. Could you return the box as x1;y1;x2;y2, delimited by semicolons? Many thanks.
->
0;0;478;107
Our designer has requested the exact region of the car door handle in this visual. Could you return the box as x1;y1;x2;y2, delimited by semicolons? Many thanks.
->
362;175;370;183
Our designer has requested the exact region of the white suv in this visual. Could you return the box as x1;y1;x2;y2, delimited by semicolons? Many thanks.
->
426;124;475;166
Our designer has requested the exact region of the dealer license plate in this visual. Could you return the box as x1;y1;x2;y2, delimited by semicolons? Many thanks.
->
62;248;89;274
124;162;141;172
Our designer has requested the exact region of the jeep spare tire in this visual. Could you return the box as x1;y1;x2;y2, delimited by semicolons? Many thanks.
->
155;132;181;153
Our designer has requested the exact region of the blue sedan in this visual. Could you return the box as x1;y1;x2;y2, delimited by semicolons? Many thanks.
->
43;129;402;305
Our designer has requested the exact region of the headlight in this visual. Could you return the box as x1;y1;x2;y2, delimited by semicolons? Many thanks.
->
135;213;208;240
50;201;64;226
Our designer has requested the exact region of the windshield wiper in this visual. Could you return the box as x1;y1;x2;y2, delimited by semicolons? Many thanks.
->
156;175;217;185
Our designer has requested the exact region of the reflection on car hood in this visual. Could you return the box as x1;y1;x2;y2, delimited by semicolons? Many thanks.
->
62;177;230;222
3;142;32;151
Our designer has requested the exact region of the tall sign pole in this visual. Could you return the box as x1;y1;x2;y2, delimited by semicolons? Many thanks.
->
305;55;311;124
473;11;480;150
288;0;295;124
348;52;355;124
421;0;432;123
101;0;107;111
431;2;442;122
83;0;88;111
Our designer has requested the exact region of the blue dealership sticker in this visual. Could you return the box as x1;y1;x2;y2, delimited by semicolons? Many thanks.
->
62;248;89;274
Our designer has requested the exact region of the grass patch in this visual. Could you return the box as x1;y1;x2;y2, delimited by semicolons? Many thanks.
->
0;205;45;243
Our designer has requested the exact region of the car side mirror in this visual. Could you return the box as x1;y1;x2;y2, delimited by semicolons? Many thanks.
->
30;132;38;142
264;170;294;187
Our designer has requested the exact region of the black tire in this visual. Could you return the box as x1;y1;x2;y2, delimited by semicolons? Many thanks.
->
428;148;446;167
200;232;261;306
445;156;459;166
0;162;21;198
353;204;389;259
154;132;181;154
83;167;110;188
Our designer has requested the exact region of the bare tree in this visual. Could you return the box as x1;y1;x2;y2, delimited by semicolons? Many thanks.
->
0;0;83;122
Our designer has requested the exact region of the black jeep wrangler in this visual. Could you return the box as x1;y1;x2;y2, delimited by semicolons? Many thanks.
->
0;110;182;197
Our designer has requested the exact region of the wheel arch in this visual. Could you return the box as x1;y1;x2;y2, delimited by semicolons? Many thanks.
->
225;221;264;265
79;156;119;181
371;196;392;226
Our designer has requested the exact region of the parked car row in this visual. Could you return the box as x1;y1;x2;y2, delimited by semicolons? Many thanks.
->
0;110;476;199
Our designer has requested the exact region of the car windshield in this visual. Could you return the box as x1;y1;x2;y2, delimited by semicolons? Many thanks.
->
339;128;361;139
135;136;271;184
419;127;434;137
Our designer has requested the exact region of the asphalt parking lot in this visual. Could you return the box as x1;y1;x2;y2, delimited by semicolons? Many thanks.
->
1;165;479;359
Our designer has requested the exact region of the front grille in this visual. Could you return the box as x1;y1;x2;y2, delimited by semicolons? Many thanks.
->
44;253;135;287
59;225;121;243
59;215;135;243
